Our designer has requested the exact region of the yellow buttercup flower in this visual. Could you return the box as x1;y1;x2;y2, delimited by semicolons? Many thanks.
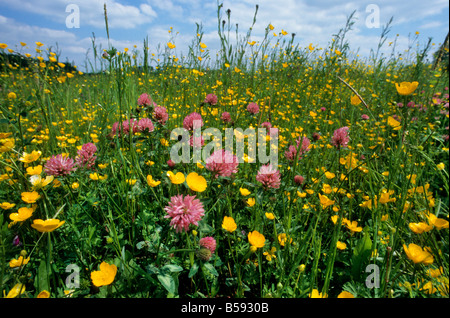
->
403;243;434;265
5;283;26;298
309;289;327;298
186;172;207;192
146;175;161;187
91;261;117;287
278;233;292;247
167;171;185;184
248;231;265;249
9;206;36;222
222;216;237;233
336;241;347;250
350;95;362;106
19;150;42;164
37;290;50;298
239;187;251;196
31;219;65;233
265;212;275;220
246;197;256;207
345;220;363;233
395;81;419;95
26;165;43;175
0;202;15;210
409;222;433;234
9;256;30;268
318;193;334;209
337;291;354;298
21;191;41;203
387;116;402;130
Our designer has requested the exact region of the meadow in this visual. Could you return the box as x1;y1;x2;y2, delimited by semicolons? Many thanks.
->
0;5;449;299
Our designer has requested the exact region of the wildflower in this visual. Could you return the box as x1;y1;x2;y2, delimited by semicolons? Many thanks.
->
137;117;155;133
403;243;434;265
146;175;161;187
199;236;217;253
75;143;97;169
167;42;176;49
265;212;275;220
31;219;65;233
183;112;203;131
278;233;292;246
294;175;304;185
248;231;265;250
89;173;107;181
205;149;239;178
164;194;205;233
387;116;402;130
331;127;350;149
5;283;26;298
9;206;36;222
137;93;154;107
285;136;311;161
337;291;354;298
345;220;363;233
309;289;327;298
256;164;281;189
263;247;277;261
436;162;445;170
26;165;43;175
167;171;185;184
204;93;218;105
37;290;50;298
111;119;138;137
239;188;251;196
0;202;15;210
196;248;212;261
395;81;419;96
91;262;118;287
7;92;17;100
350;95;362;106
361;114;370;120
221;112;232;123
9;256;30;268
336;241;347;250
222;216;237;232
19;150;42;163
0;135;15;152
44;154;75;176
21;191;41;204
426;213;449;230
186;172;207;192
153;106;169;125
247;102;260;114
409;222;433;234
246;197;256;207
318;193;334;209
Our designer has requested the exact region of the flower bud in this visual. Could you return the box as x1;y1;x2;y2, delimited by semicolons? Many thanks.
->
196;248;212;261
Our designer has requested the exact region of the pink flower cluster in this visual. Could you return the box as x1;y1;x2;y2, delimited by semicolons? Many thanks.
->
256;164;281;189
137;93;156;108
164;194;205;233
221;112;232;123
75;142;97;169
152;106;169;125
111;118;155;136
204;93;218;106
205;149;239;178
199;237;217;253
183;112;203;131
331;126;350;149
247;102;259;114
44;154;76;177
285;136;311;161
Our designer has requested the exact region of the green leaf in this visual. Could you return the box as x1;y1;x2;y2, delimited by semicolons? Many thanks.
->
188;263;199;278
157;273;175;294
203;262;219;277
351;231;373;281
162;264;183;273
37;259;49;292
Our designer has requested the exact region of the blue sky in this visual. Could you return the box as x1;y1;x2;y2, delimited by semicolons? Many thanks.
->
0;0;448;72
